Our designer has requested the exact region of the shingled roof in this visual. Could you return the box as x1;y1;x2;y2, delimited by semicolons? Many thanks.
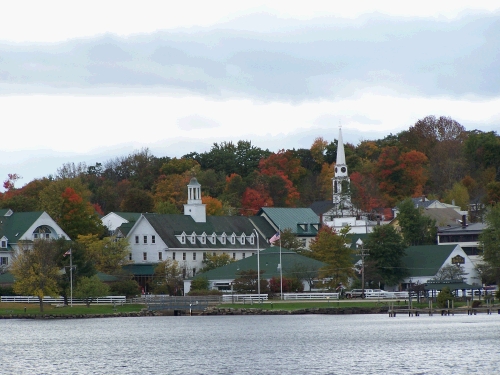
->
0;211;45;249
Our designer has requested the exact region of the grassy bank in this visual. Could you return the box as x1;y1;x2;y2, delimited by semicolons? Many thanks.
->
0;302;145;316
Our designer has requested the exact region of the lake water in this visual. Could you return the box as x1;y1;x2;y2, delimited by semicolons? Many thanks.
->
1;314;499;375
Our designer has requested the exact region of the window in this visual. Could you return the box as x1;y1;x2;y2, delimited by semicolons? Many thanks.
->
152;235;156;244
143;235;148;244
183;252;186;261
180;234;186;244
250;235;255;245
33;233;39;239
135;236;139;244
230;235;236;244
0;257;8;265
158;252;163;260
172;252;176;260
1;240;6;248
203;252;207;260
143;252;147;261
193;268;196;277
129;253;132;261
193;252;196;260
182;268;186;278
233;253;236;260
242;253;246;259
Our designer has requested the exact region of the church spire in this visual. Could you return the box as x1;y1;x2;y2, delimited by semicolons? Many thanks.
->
332;126;351;209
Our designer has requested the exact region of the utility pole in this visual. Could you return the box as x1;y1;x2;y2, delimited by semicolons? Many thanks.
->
356;239;369;298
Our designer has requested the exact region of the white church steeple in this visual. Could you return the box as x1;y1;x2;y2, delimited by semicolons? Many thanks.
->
184;177;206;222
332;126;352;211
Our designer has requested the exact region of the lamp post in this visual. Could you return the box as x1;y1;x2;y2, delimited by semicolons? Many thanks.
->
253;229;260;301
356;239;369;299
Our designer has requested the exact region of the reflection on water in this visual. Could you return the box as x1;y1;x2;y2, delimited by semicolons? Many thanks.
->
1;314;499;374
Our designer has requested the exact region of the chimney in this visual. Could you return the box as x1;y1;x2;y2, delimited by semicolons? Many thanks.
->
421;195;425;202
462;214;467;228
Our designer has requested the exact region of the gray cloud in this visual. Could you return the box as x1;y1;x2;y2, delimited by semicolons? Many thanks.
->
177;115;220;130
0;12;499;100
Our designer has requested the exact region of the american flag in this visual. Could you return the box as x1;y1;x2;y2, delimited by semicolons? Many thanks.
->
269;232;280;244
64;249;72;257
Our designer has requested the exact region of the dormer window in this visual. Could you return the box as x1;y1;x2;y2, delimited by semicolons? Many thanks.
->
208;234;216;245
239;234;245;245
180;234;186;244
190;234;196;244
1;240;6;248
220;235;226;245
200;234;206;244
230;234;236;245
250;234;255;245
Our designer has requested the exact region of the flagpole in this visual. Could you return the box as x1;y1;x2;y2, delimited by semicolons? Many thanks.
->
253;229;260;302
279;227;283;300
70;249;73;307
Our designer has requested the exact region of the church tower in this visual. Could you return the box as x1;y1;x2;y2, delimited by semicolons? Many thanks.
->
332;127;352;214
184;177;206;223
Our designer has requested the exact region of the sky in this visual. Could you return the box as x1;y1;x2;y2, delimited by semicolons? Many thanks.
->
1;1;500;191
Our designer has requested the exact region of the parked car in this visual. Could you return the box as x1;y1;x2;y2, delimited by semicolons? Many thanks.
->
345;289;373;298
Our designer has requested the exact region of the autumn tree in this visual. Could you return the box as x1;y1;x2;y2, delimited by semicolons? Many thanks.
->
151;260;184;295
434;264;468;281
77;234;131;275
120;188;154;213
59;187;106;239
202;196;224;216
240;187;272;216
443;182;470;211
480;205;500;285
10;240;61;312
153;173;190;212
365;225;408;287
310;137;328;165
397;199;437;246
200;253;234;273
309;226;354;288
232;269;268;294
74;275;110;307
279;228;305;253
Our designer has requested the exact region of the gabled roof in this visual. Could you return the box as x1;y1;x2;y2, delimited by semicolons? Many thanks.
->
194;247;326;280
258;207;320;236
422;207;462;227
310;201;335;216
248;216;276;239
0;211;44;242
111;212;142;222
126;213;266;249
402;244;458;278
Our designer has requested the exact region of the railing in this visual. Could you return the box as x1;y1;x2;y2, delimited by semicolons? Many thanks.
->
284;293;340;300
1;296;126;304
365;291;410;299
222;294;268;303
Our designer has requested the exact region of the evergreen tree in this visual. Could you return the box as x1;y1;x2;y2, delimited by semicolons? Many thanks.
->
397;198;437;246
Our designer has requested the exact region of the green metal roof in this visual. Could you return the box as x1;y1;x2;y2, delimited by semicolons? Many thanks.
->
122;263;157;276
113;212;141;222
139;213;266;249
423;279;477;291
97;272;119;282
402;244;458;278
0;211;44;244
258;207;320;236
194;247;326;280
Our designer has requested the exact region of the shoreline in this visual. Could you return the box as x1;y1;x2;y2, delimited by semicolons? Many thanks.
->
0;306;390;319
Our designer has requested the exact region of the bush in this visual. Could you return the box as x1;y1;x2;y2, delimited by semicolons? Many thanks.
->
436;287;454;308
109;279;141;298
472;300;482;308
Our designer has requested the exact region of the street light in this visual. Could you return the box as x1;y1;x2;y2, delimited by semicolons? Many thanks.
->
253;229;260;301
356;238;369;299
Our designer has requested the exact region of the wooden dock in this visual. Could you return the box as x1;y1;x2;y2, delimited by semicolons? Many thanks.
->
388;301;498;317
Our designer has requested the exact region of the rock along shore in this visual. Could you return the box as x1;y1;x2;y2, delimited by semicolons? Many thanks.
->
0;306;391;319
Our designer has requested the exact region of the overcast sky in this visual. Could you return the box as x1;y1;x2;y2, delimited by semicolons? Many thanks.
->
1;1;499;190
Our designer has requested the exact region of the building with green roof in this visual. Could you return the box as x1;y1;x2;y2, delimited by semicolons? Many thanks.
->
101;212;142;233
0;209;70;268
183;247;326;294
401;244;479;289
257;207;320;248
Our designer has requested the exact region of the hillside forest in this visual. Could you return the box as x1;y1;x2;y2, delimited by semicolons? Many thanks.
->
1;115;500;240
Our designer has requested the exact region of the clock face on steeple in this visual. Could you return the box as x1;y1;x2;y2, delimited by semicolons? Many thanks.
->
341;167;346;173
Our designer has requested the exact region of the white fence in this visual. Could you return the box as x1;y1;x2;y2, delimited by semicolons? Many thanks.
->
1;296;126;304
284;293;339;300
365;291;409;299
222;294;268;303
